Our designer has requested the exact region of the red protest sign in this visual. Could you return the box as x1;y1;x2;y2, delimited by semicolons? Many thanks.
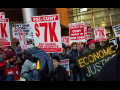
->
69;22;86;42
86;22;93;39
31;14;62;53
0;18;11;46
62;36;70;46
94;27;107;41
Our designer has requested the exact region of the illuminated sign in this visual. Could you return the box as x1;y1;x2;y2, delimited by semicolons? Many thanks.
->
76;43;116;81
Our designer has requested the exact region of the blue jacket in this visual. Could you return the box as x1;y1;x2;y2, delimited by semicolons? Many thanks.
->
0;74;14;81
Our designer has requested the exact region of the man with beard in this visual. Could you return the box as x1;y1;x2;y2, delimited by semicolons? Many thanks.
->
70;43;84;81
82;39;96;54
0;58;14;81
5;50;20;81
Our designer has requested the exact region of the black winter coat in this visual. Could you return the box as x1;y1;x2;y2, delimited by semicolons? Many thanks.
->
97;51;120;81
53;65;69;81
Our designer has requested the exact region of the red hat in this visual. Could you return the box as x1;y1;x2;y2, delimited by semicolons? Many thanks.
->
6;50;16;60
87;39;95;45
3;46;9;51
0;50;4;53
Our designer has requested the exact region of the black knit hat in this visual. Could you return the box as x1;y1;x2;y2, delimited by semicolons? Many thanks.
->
52;55;60;62
62;43;66;49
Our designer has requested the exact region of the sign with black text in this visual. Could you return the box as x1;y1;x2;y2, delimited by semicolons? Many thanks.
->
112;24;120;37
76;43;116;81
12;23;31;38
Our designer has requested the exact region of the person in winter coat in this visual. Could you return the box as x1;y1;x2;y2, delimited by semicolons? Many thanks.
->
5;50;20;81
0;58;14;81
20;45;36;80
0;50;6;60
82;39;96;54
55;43;72;80
15;42;22;59
70;43;84;81
52;55;69;81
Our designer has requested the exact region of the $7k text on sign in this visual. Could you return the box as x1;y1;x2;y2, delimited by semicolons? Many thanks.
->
31;14;62;53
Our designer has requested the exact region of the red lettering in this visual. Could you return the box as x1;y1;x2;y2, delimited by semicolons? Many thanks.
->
0;23;8;37
101;29;105;37
39;23;48;42
49;22;58;42
34;23;40;38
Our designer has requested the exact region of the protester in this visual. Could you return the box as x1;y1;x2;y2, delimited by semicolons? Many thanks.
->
3;46;10;52
95;41;101;48
15;42;22;59
20;45;36;80
65;45;71;51
52;55;69;81
70;43;84;81
54;43;72;80
0;49;6;60
101;41;107;46
5;50;20;81
0;58;14;81
82;39;96;54
82;43;87;52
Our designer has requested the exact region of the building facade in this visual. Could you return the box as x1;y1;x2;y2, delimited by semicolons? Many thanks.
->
68;8;120;40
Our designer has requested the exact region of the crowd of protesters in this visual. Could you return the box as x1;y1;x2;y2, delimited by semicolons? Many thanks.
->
0;38;120;81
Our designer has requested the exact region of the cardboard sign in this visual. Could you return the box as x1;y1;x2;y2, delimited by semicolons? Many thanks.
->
0;12;5;19
86;22;93;39
0;18;11;46
112;24;120;37
62;36;70;46
59;59;70;76
109;38;118;49
76;43;116;81
94;27;107;41
31;14;62;53
69;22;86;42
12;23;32;38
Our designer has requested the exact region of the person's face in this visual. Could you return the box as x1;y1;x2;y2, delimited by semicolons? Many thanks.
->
9;55;16;64
0;52;6;59
88;43;95;50
29;41;32;45
52;59;59;68
0;66;6;75
4;48;9;52
18;44;21;48
72;44;77;50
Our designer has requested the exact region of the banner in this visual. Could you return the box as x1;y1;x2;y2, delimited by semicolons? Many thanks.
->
76;43;116;81
112;24;120;37
0;18;11;46
86;22;93;39
94;27;107;41
69;22;86;42
59;59;70;76
12;23;32;38
62;36;70;46
0;12;5;19
31;14;62;53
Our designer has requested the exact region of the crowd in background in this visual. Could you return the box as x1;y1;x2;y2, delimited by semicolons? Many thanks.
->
0;38;120;81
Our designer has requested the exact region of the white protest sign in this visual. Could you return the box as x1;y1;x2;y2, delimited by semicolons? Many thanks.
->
94;27;107;41
31;14;62;53
0;12;5;19
0;18;11;46
59;59;70;76
12;23;32;38
112;24;120;37
16;28;28;50
109;38;118;49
